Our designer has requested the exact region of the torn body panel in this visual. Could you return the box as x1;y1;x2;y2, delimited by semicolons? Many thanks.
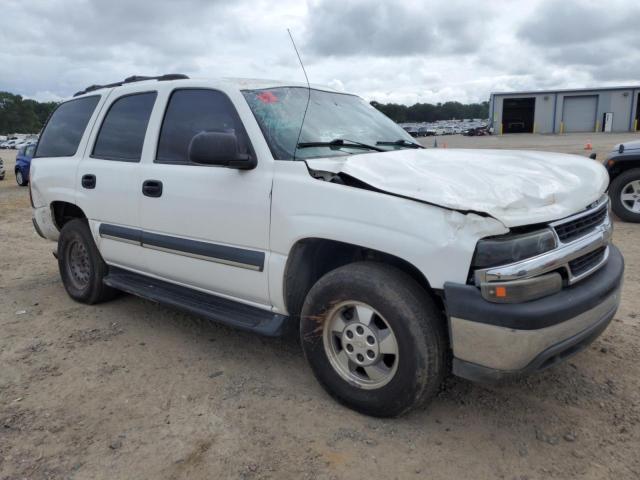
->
306;148;608;227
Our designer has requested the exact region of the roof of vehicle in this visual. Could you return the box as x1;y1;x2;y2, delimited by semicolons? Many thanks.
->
71;73;343;101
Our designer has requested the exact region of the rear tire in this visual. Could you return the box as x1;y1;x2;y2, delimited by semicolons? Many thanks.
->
58;218;116;304
609;168;640;223
300;262;446;417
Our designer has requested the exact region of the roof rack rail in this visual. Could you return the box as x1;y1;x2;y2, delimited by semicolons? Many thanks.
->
73;73;189;97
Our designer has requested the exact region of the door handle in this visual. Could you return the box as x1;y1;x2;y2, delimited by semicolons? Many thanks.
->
81;174;96;189
142;179;163;198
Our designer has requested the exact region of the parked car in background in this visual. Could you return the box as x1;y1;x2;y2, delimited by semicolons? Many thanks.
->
603;139;640;222
402;126;419;137
417;126;435;137
1;139;18;149
0;157;5;180
463;126;490;136
15;143;36;186
15;139;35;150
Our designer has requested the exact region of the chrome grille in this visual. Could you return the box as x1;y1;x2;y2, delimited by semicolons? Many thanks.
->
554;202;607;243
476;196;612;287
569;246;606;276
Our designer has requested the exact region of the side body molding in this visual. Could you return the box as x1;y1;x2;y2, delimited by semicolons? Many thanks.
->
98;223;265;271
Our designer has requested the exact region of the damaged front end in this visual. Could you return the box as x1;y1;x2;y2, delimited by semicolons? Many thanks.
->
303;151;621;383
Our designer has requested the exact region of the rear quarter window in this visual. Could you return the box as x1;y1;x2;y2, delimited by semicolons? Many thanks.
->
35;95;100;158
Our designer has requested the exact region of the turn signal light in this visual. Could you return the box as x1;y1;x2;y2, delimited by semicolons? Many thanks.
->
481;273;562;303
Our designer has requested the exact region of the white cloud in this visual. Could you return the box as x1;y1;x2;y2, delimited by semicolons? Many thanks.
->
26;91;65;103
1;0;639;105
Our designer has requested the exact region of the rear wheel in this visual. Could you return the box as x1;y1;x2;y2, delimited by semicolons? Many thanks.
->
58;218;116;304
610;168;640;223
300;262;446;417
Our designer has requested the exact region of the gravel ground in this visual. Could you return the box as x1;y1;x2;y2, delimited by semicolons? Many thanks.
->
1;134;639;479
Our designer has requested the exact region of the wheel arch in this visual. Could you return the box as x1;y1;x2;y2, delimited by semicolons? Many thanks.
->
50;201;87;231
283;237;438;319
608;156;640;181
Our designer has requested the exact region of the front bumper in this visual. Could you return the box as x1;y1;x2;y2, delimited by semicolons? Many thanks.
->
445;244;624;382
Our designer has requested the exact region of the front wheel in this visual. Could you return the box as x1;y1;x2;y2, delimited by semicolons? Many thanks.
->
300;262;447;417
15;169;28;186
609;168;640;223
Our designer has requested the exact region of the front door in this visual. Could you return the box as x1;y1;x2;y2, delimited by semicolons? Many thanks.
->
138;88;273;307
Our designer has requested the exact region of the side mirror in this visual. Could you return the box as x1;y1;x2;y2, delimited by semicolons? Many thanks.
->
188;131;256;170
589;153;597;160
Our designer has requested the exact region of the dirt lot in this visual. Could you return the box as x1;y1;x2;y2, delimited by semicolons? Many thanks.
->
1;134;640;479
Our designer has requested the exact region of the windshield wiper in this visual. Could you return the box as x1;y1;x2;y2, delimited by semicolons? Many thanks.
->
376;139;424;149
297;138;385;152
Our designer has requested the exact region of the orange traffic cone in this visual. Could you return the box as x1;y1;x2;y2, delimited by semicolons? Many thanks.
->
584;140;593;150
443;142;448;149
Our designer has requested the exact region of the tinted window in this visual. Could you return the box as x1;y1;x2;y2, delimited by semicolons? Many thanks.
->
156;89;250;164
93;92;157;161
35;96;100;157
26;145;36;157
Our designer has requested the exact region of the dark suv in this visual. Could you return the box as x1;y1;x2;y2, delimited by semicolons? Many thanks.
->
604;140;640;222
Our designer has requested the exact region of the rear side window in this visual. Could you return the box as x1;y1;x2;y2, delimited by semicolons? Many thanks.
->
156;89;251;164
35;96;100;157
93;92;157;162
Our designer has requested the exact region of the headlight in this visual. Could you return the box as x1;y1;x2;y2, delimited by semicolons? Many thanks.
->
472;229;557;269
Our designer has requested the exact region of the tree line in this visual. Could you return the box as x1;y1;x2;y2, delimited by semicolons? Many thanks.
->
370;100;489;123
0;92;58;135
0;89;490;134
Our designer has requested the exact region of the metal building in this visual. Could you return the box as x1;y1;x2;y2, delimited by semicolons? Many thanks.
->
489;86;640;134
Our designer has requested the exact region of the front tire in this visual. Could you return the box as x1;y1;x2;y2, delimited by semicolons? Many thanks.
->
58;218;116;304
609;168;640;223
300;262;446;417
15;169;27;186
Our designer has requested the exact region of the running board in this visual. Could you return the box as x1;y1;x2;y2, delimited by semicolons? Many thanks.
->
103;267;290;337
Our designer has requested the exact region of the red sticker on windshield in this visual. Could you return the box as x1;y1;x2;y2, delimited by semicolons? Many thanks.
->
257;91;278;104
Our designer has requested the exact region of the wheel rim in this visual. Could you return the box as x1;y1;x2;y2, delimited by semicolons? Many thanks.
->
620;179;640;213
322;301;399;390
16;171;22;184
66;239;91;290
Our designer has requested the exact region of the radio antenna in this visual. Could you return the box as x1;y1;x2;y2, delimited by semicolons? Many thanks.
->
287;28;311;162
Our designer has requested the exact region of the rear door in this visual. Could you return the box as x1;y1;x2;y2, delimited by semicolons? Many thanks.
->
137;87;273;307
76;88;158;270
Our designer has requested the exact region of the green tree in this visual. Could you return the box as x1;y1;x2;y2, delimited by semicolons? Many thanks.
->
0;91;58;135
371;99;489;123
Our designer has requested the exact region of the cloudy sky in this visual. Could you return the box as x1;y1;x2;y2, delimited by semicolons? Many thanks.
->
1;0;639;105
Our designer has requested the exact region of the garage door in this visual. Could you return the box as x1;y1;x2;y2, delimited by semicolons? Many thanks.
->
562;95;597;132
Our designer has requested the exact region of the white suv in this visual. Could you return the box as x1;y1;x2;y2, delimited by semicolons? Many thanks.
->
30;75;624;416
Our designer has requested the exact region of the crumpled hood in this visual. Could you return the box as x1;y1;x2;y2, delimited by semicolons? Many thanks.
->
316;149;609;227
